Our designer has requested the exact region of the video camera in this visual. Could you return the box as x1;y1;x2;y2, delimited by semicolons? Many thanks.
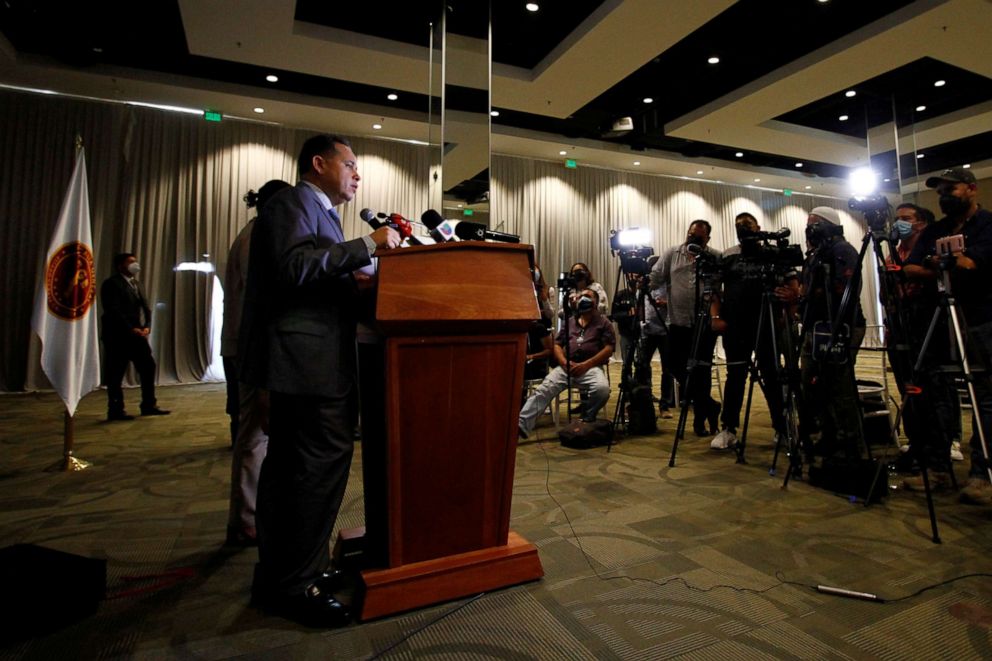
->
849;195;891;233
609;228;655;276
736;227;805;283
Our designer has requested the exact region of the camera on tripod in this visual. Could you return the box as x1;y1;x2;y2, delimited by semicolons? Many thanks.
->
849;195;891;233
609;228;655;277
734;228;804;282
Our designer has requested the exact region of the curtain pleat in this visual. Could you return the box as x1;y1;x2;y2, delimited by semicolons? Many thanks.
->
2;89;882;392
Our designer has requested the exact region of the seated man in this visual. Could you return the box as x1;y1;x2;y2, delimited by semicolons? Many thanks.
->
518;288;615;437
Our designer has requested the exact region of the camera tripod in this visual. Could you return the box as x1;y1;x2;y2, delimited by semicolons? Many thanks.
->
609;279;646;443
668;258;718;467
734;286;802;473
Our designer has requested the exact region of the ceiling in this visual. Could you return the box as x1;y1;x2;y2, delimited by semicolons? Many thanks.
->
1;0;990;206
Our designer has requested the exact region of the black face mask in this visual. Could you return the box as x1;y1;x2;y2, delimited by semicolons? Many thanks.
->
571;270;589;282
939;194;970;217
686;234;705;247
576;296;595;313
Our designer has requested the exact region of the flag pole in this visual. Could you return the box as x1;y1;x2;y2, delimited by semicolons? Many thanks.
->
46;409;91;472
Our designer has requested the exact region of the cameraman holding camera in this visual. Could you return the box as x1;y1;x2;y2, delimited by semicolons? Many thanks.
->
776;207;865;461
709;213;800;450
904;168;992;504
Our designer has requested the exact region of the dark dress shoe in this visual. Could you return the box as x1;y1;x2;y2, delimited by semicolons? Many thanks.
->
267;584;351;628
315;569;349;593
140;407;171;416
693;419;708;437
107;411;135;421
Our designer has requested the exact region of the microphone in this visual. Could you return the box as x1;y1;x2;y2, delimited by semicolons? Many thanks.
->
360;208;422;245
420;209;450;243
420;209;521;243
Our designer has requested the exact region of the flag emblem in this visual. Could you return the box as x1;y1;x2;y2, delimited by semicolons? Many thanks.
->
45;241;95;321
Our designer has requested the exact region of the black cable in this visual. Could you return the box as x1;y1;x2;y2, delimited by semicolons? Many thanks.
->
365;592;485;660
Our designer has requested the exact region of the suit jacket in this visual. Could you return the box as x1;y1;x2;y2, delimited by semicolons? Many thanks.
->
101;273;151;339
238;182;372;397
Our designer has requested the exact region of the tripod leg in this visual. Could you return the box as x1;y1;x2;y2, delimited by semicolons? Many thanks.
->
736;366;757;465
670;320;707;467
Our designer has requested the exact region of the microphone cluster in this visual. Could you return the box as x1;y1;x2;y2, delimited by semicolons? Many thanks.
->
360;207;520;245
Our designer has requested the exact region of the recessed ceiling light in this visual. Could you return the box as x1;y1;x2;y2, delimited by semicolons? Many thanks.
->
490;110;500;117
735;151;744;157
805;185;812;189
457;204;463;208
916;153;924;159
559;150;567;155
839;115;849;121
818;0;829;3
526;3;539;11
253;107;265;114
387;93;398;101
963;163;972;169
707;56;720;64
934;79;946;87
795;162;803;168
754;178;761;183
643;97;653;104
845;90;856;98
265;74;278;83
92;47;103;54
916;105;926;112
372;123;382;130
696;170;704;175
884;178;891;182
633;161;640;166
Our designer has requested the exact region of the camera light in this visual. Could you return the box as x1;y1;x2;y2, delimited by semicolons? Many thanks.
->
616;227;652;247
849;167;878;198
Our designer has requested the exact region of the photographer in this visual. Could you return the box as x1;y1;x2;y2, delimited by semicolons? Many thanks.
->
650;220;722;436
518;288;615;438
776;207;865;461
904;168;992;504
708;213;800;450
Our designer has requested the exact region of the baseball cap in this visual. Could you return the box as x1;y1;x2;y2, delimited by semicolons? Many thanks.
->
809;206;841;225
925;167;977;188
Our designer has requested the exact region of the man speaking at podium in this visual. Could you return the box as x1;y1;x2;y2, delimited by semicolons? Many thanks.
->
239;134;400;627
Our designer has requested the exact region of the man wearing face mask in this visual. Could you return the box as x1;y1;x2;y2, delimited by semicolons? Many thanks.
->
100;252;169;421
904;168;992;503
776;207;864;462
518;288;615;438
651;220;722;436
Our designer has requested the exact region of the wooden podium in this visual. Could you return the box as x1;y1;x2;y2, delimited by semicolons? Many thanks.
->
346;242;544;620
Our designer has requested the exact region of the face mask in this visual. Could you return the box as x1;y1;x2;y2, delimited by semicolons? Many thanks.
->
893;220;914;239
571;270;589;282
127;262;141;276
939;194;970;217
576;296;594;313
686;234;705;247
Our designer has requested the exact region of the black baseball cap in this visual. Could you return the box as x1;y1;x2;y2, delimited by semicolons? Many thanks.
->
925;167;977;188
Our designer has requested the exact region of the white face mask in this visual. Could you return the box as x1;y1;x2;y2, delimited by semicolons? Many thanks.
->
127;262;141;276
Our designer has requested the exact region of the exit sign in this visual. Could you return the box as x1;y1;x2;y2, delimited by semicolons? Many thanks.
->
564;159;577;169
783;188;793;196
463;208;474;216
203;110;222;122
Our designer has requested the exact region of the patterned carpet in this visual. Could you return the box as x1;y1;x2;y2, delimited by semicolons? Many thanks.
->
2;368;992;660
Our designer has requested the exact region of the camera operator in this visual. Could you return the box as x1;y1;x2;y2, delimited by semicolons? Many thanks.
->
708;213;800;450
518;288;615;438
650;220;722;436
904;168;992;504
776;206;865;461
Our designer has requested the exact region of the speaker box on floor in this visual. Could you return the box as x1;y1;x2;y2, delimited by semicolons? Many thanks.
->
0;544;106;642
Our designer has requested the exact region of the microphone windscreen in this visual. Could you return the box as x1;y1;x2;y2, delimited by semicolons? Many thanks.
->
453;221;487;241
360;208;376;223
421;209;444;230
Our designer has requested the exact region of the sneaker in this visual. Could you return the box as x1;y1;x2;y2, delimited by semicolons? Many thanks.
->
950;441;964;462
959;477;992;505
710;429;737;450
902;471;952;492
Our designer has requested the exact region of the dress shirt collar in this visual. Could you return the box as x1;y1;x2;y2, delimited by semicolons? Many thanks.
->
300;180;334;213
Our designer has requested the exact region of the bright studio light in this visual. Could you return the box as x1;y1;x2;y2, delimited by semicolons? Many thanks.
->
849;167;878;197
616;227;652;247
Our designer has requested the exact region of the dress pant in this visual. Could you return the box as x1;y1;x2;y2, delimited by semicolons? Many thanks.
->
227;379;268;531
357;341;389;568
667;324;718;420
103;333;157;414
255;389;356;597
635;332;675;407
721;315;785;433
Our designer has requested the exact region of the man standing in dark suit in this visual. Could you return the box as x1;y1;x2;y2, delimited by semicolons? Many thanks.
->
100;252;169;421
239;134;399;627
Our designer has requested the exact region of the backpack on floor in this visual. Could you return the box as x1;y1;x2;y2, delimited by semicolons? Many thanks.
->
559;419;613;449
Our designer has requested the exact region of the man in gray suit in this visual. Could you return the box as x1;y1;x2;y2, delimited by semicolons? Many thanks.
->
239;135;399;627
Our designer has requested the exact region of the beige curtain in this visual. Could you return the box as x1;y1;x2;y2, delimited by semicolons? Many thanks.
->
1;90;429;392
492;155;880;339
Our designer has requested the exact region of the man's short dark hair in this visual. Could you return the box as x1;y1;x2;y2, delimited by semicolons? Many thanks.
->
113;253;135;270
735;212;757;225
297;134;353;177
689;219;712;236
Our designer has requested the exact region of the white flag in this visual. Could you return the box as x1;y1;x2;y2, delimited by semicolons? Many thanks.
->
30;147;101;416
